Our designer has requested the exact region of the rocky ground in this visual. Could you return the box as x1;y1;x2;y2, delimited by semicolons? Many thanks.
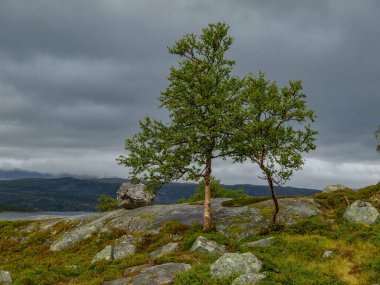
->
1;183;380;284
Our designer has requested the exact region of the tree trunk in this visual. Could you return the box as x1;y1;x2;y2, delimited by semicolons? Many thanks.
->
267;175;280;224
203;162;212;231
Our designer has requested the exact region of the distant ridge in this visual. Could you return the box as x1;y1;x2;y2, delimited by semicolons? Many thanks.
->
0;175;320;211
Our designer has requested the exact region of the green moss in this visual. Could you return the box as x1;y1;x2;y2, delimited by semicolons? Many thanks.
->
221;195;302;207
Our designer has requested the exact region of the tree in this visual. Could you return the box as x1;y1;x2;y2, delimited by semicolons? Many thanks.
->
375;125;380;152
230;72;318;223
118;23;242;230
183;176;246;203
96;195;119;212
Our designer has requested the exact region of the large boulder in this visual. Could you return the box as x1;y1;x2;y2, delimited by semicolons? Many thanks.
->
210;252;262;279
322;184;349;193
0;270;12;285
190;236;225;254
343;201;379;225
117;183;155;209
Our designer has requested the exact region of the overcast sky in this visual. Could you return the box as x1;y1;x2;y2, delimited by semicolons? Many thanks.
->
0;0;379;189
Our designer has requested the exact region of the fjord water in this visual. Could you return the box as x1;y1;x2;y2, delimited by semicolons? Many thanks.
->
0;211;93;220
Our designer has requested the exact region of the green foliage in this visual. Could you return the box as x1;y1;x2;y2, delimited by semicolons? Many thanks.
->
118;22;242;188
313;189;357;216
183;177;247;203
355;182;380;209
230;72;318;184
95;195;119;212
221;195;301;207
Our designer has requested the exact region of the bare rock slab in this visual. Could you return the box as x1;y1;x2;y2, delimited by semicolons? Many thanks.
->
190;236;225;254
117;183;154;209
0;270;12;285
343;201;379;225
232;272;267;285
210;252;262;279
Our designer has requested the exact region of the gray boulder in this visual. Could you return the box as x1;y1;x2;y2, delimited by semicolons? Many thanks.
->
117;183;154;209
113;235;139;260
0;270;12;285
322;184;349;193
129;263;191;284
232;272;267;285
343;201;379;225
190;236;225;254
245;237;274;248
210;252;262;279
149;242;179;258
91;245;113;263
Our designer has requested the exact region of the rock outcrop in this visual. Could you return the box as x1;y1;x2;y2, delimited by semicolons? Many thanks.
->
190;236;225;254
0;270;12;285
343;201;379;225
44;197;321;251
117;183;155;209
210;252;262;279
92;235;140;263
322;184;349;193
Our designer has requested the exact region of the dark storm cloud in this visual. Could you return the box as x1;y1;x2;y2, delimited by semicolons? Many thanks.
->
0;0;379;188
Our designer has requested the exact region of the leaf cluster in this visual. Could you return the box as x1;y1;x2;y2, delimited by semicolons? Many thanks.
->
230;72;318;185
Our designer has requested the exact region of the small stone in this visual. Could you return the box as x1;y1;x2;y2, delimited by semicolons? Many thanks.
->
113;235;139;259
232;272;267;285
91;245;113;263
102;278;130;285
210;252;262;279
190;236;225;254
129;263;191;284
245;237;274;248
322;250;334;259
149;242;179;258
171;234;183;241
0;270;12;285
343;201;379;225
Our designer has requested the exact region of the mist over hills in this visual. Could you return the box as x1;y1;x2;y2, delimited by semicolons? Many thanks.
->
0;170;320;211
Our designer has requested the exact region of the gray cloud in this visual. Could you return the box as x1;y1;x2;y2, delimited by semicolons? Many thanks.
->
0;0;379;189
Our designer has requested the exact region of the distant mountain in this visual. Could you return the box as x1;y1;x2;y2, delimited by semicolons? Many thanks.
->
0;177;320;211
0;169;53;180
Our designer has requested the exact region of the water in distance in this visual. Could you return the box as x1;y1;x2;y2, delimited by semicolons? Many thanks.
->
0;211;94;220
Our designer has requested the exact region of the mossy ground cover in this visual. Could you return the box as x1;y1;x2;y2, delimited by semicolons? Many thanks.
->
1;183;379;284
